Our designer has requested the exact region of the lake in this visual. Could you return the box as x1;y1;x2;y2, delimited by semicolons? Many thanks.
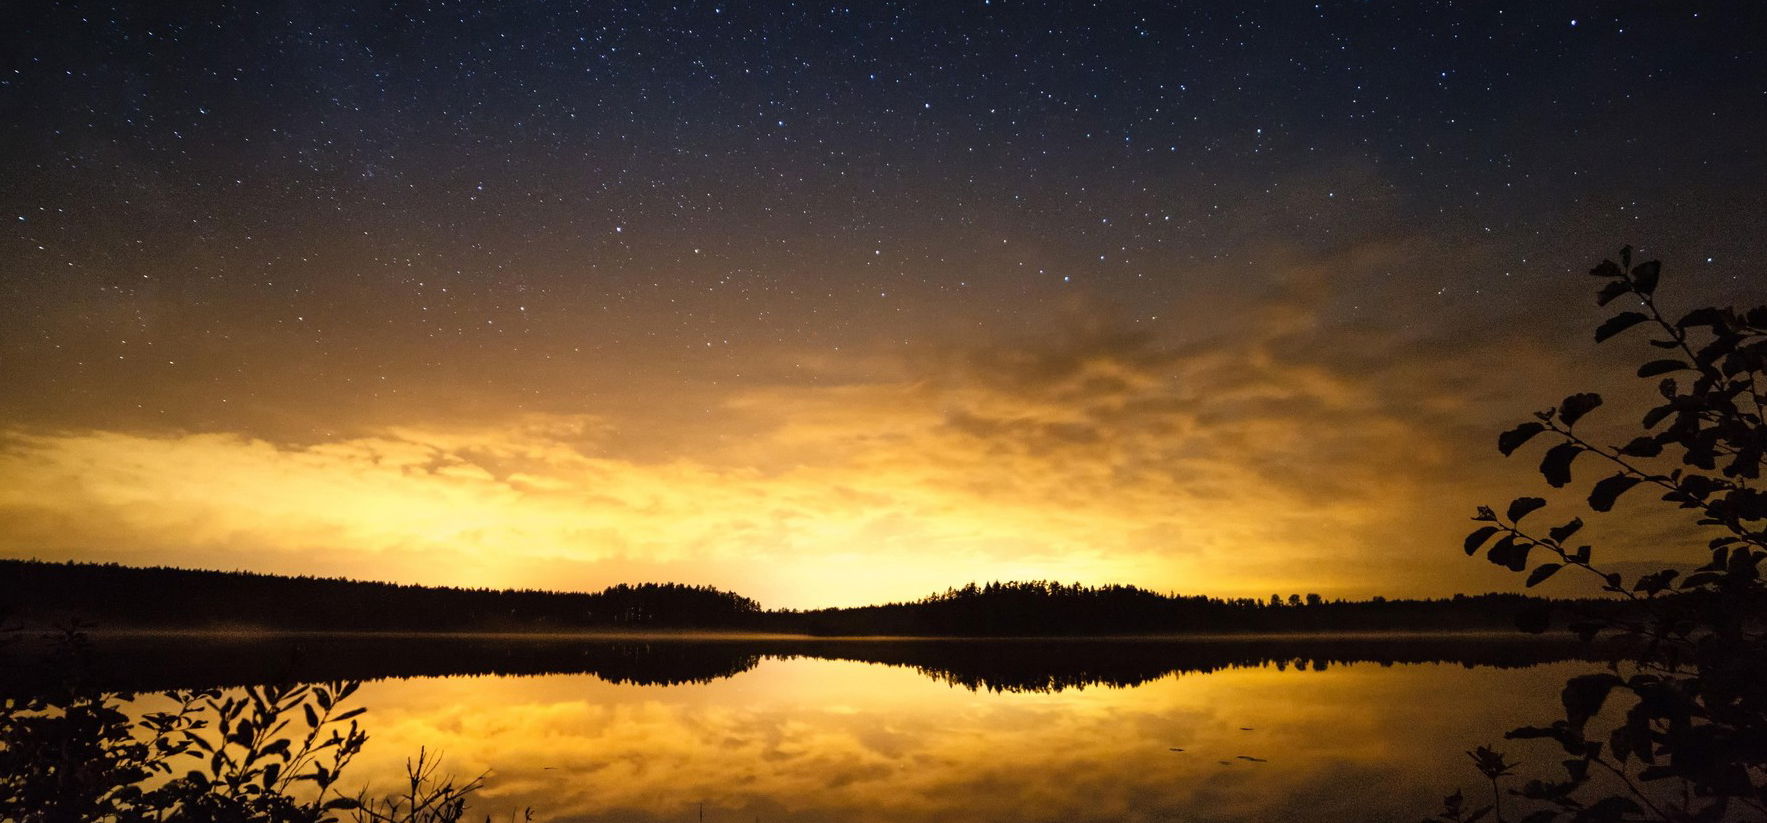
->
6;633;1619;822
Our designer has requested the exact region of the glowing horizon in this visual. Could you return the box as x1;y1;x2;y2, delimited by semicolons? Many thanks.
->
2;3;1759;609
0;295;1697;609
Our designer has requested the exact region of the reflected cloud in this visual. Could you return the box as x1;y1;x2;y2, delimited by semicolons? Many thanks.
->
338;659;1577;823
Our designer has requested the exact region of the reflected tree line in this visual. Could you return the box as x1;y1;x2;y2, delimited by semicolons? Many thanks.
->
0;558;1639;820
0;631;1614;698
777;635;1614;693
0;615;1617;820
5;247;1760;822
0;627;1611;823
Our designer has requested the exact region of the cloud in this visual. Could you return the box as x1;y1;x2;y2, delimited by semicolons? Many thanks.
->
0;245;1704;605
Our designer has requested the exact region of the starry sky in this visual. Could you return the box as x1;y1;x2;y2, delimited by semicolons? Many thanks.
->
3;1;1765;608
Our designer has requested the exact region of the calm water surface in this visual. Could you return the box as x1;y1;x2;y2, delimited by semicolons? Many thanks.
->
308;652;1579;823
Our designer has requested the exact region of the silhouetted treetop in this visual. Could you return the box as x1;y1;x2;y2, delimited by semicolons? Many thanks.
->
2;559;1631;638
0;560;759;632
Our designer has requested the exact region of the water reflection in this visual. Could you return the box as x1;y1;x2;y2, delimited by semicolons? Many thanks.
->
343;658;1577;823
7;632;1607;694
0;634;1609;822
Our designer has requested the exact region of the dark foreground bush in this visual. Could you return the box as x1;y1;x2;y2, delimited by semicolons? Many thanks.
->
1433;248;1767;822
0;627;509;823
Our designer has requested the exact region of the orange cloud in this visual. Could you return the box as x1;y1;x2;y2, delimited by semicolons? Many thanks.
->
0;247;1693;605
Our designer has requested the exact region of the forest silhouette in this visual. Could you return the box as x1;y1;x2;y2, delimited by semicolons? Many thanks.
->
1;558;1632;637
6;246;1762;821
1;558;1637;701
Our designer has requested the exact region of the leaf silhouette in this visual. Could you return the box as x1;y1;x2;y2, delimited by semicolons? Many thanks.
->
1629;260;1660;295
1593;312;1648;342
1525;564;1562;588
1488;537;1530;572
1676;307;1727;329
1539;443;1582;488
1464;526;1500;556
1637;359;1688;377
1498;422;1547;456
1617;436;1662;457
1507;497;1547;523
1547;517;1583;544
1506;542;1532;572
1588;474;1642;512
1557;393;1602;426
1595;279;1631;306
1641;403;1675;429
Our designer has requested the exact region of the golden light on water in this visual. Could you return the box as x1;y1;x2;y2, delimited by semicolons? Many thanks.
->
330;660;1578;822
4;4;1761;820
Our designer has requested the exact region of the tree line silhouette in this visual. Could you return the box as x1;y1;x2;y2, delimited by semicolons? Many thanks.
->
0;559;761;632
782;579;1629;636
2;559;1634;638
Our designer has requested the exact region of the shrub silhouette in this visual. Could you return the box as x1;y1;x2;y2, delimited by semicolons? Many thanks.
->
1437;247;1767;822
0;626;494;823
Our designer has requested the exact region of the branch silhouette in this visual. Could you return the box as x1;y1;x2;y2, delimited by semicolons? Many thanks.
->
1439;247;1767;823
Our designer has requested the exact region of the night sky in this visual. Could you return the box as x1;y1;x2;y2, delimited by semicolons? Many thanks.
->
3;1;1766;607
